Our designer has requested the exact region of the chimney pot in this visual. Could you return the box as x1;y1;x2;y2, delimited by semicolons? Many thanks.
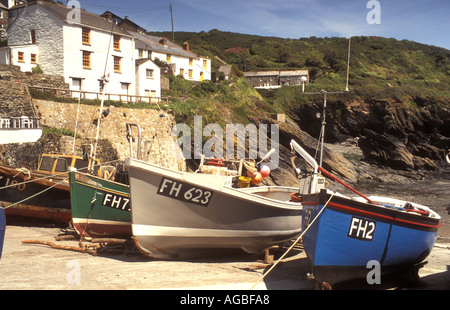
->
160;36;167;46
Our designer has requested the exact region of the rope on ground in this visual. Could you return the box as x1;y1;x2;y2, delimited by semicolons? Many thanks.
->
249;193;335;290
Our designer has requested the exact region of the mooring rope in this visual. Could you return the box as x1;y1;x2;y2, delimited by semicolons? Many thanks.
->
249;193;335;290
2;178;68;210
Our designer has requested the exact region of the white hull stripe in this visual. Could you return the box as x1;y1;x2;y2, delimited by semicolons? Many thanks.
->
72;218;130;226
132;224;302;238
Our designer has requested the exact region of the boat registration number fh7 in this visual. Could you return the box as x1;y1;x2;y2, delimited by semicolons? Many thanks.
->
347;217;376;241
102;193;131;212
157;177;213;207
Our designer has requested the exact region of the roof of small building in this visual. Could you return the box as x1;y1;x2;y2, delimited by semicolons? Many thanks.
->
244;71;280;77
280;70;309;76
244;70;309;77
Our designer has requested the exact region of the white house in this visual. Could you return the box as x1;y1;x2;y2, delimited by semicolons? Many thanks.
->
135;58;161;100
0;2;160;101
131;32;211;82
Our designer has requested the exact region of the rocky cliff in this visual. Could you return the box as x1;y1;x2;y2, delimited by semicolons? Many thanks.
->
287;96;450;173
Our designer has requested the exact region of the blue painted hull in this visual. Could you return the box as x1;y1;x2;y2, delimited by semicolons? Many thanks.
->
0;207;6;260
301;190;440;285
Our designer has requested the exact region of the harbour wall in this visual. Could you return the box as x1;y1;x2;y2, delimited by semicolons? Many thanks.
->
34;99;185;171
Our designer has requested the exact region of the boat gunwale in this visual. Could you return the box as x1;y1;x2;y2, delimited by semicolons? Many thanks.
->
302;191;441;231
127;158;303;210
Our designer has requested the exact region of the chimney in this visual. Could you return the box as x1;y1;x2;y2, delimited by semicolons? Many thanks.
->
183;42;189;51
159;36;167;46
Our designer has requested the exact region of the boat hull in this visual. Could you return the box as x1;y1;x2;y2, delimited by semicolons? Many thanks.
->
127;159;303;259
69;172;131;239
0;165;71;223
301;190;440;286
0;207;5;259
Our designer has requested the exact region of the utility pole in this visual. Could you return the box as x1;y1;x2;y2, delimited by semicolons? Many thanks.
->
345;36;351;91
170;4;175;41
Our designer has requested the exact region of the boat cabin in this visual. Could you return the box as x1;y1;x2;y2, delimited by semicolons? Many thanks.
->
37;154;100;176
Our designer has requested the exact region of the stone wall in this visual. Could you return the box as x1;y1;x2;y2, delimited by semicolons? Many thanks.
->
0;64;69;118
34;99;185;171
7;4;65;76
0;65;36;118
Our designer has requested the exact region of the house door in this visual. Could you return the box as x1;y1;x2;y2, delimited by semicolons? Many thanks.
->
72;78;82;98
199;71;204;82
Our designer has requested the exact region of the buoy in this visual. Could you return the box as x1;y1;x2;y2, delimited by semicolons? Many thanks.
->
259;165;271;178
446;150;450;165
252;172;263;185
247;169;258;178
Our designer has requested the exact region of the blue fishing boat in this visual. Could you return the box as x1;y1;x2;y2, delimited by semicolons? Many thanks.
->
290;140;441;288
0;207;6;259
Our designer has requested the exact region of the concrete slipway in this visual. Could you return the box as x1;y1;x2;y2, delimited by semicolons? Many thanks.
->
0;224;448;291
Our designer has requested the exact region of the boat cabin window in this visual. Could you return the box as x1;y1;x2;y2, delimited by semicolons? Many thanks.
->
38;157;56;172
74;158;90;172
54;158;69;173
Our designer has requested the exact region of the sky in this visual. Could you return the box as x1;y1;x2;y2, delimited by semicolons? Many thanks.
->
79;0;450;50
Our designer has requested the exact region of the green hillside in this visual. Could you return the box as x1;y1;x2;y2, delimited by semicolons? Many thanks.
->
151;30;450;104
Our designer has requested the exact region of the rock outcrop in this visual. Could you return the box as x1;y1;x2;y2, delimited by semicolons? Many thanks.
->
288;97;450;172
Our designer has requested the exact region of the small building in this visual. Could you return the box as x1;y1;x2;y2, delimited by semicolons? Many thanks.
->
244;71;280;89
244;70;309;89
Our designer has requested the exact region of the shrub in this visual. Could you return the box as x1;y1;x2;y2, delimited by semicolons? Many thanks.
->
31;64;43;74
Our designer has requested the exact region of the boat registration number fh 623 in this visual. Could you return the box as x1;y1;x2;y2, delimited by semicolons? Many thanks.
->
157;177;213;207
348;217;376;241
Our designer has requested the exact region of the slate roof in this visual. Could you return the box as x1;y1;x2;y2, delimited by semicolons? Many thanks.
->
244;70;309;77
36;2;130;37
131;32;198;58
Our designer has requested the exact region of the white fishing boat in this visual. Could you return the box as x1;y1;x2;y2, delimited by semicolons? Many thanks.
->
125;157;302;259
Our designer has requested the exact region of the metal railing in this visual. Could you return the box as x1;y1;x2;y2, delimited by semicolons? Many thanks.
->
28;86;169;106
0;117;41;129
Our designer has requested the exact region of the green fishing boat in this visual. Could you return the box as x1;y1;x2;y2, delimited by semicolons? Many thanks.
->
69;170;131;240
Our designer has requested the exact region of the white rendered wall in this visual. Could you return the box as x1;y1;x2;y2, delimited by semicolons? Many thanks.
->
63;24;135;99
135;60;161;99
0;129;42;144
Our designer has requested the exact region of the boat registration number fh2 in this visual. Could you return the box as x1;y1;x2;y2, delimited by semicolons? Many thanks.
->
157;177;213;207
347;216;376;241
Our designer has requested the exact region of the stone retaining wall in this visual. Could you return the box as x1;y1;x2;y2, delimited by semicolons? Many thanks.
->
34;99;185;171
